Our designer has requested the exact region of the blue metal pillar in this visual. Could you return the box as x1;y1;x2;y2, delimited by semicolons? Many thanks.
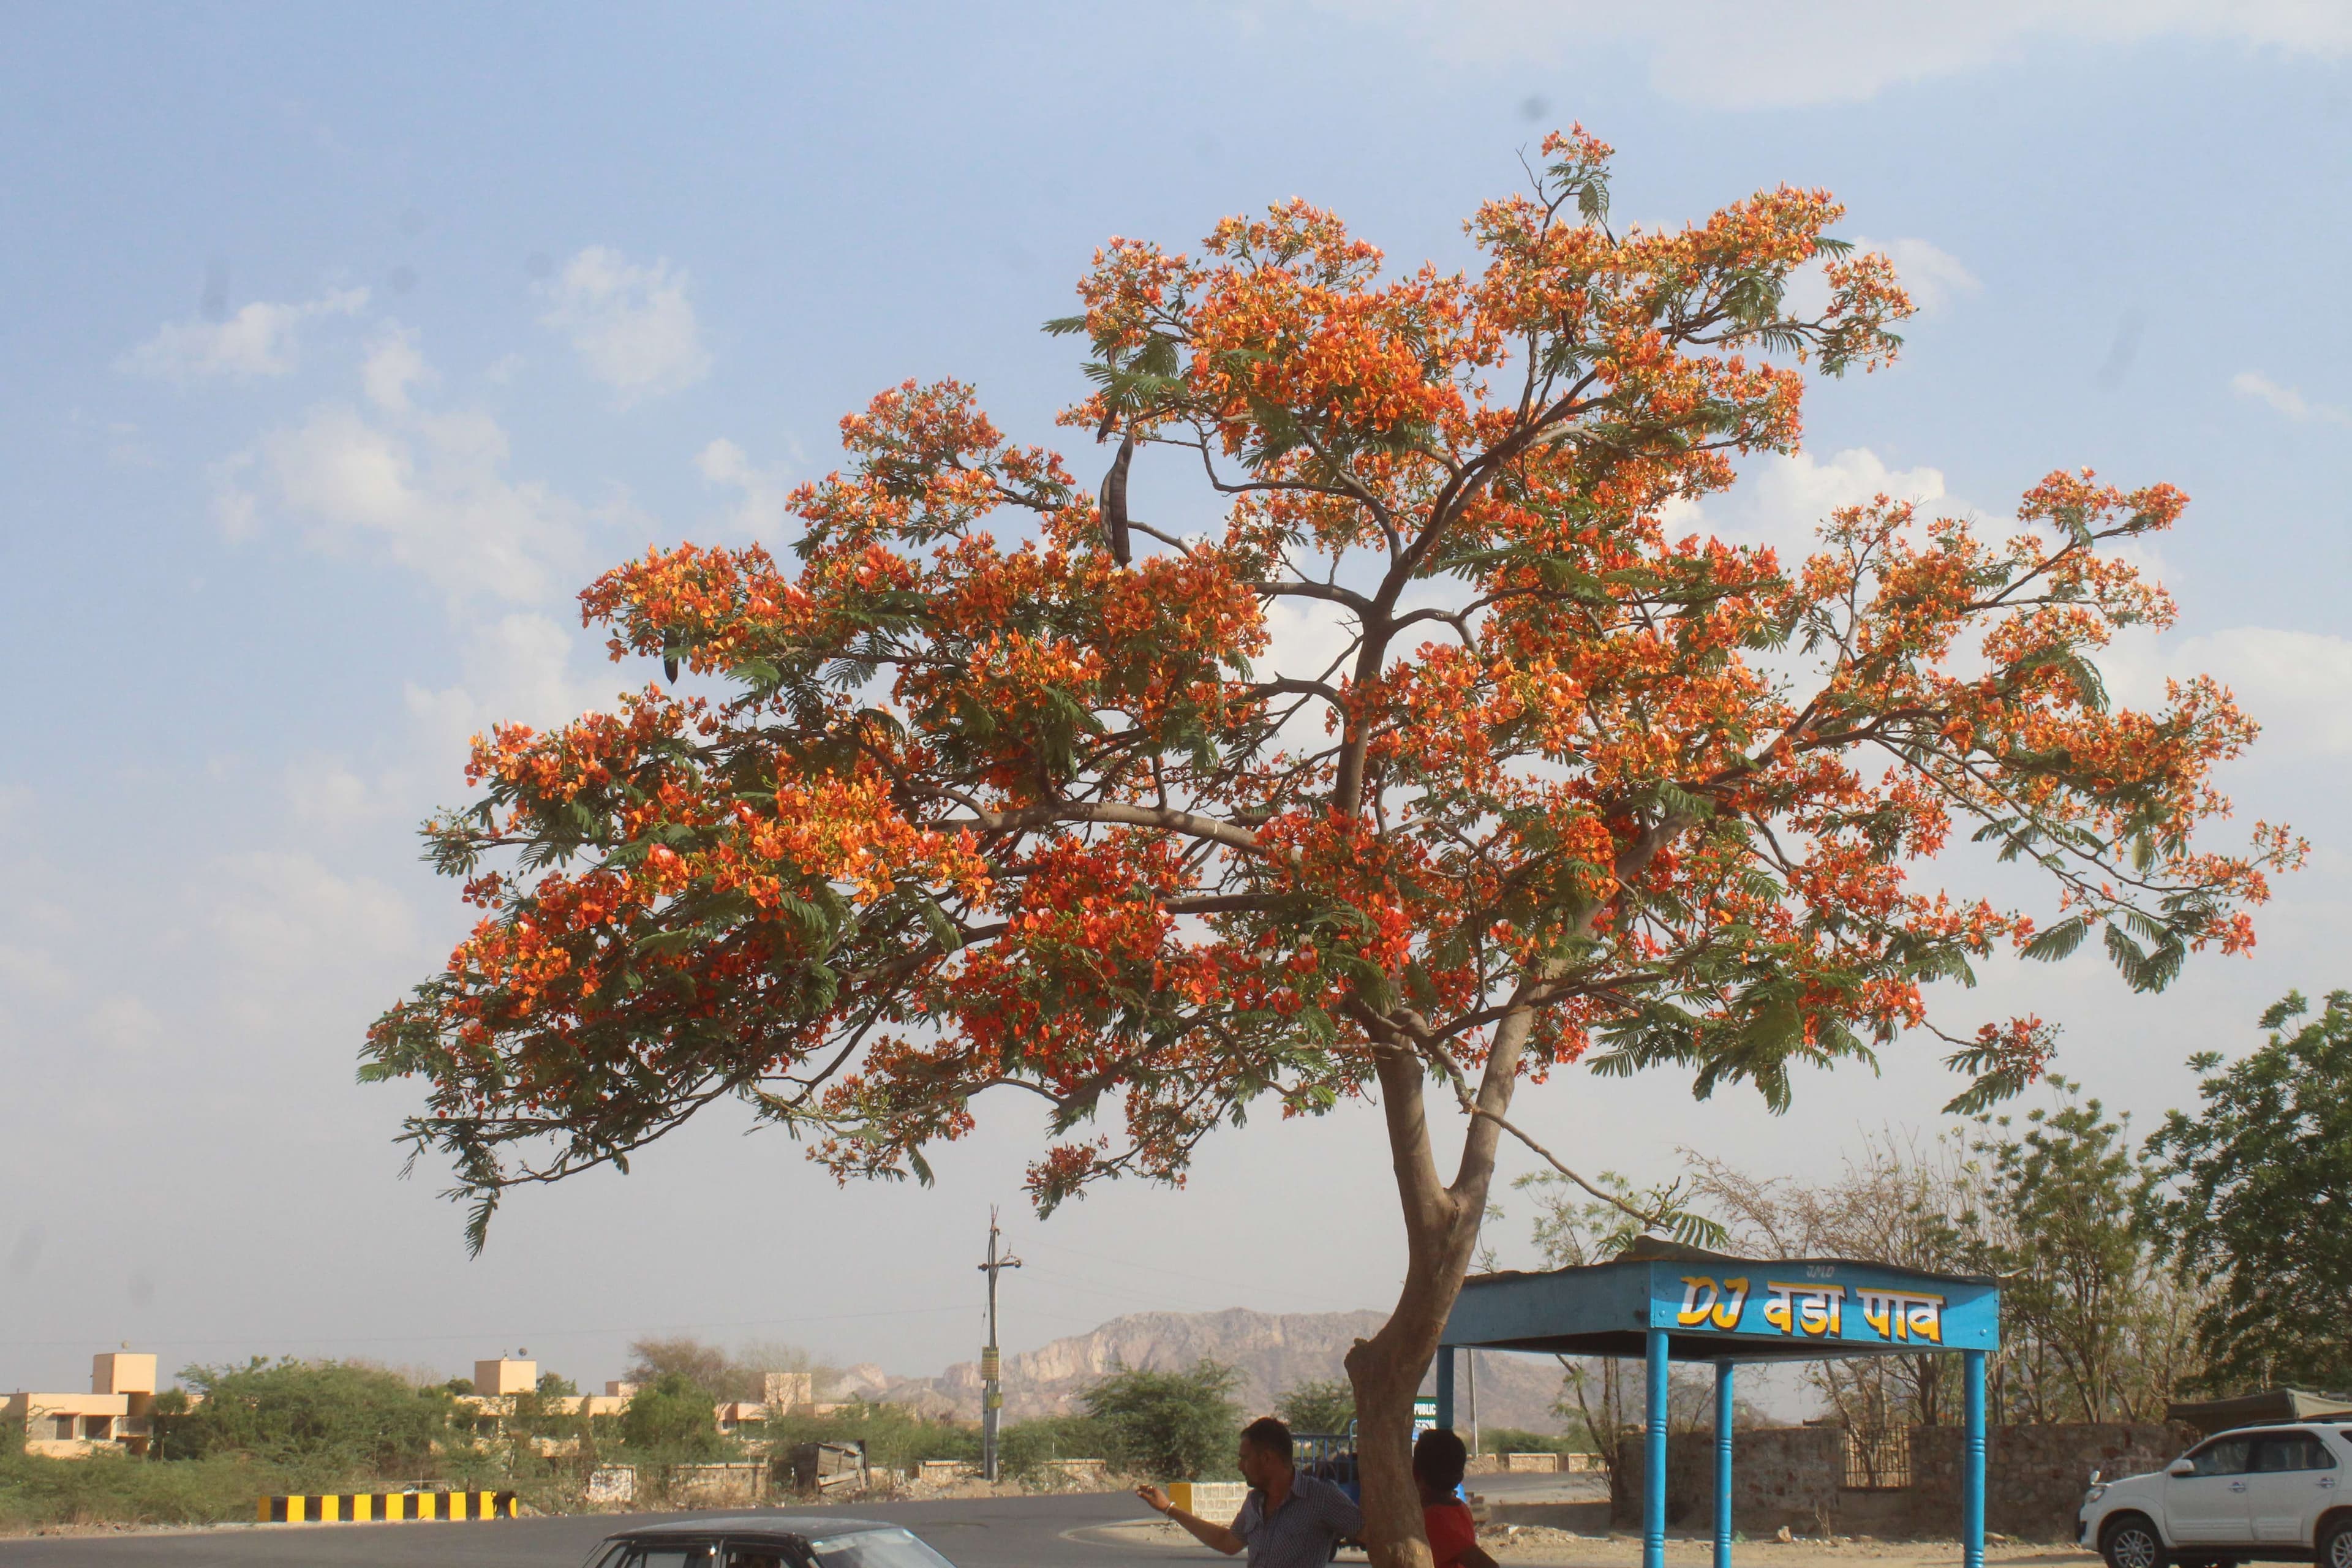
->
1963;1349;1988;1568
1714;1362;1735;1568
1645;1328;1669;1568
1436;1344;1456;1432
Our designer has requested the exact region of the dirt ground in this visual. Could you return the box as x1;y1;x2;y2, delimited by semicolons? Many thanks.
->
1480;1529;2098;1566
1090;1518;2101;1566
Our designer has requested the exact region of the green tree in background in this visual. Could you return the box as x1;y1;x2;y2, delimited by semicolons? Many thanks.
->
1083;1360;1241;1481
625;1339;734;1397
619;1372;726;1457
503;1370;586;1449
1278;1378;1357;1436
170;1360;454;1476
2146;990;2352;1394
996;1414;1111;1480
626;1335;835;1404
1681;1093;2203;1429
145;1388;196;1462
1949;1080;2199;1421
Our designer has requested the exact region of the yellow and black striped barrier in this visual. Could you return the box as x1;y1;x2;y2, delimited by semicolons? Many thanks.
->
256;1490;516;1523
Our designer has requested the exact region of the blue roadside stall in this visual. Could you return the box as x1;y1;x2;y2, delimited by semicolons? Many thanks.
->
1435;1238;2000;1568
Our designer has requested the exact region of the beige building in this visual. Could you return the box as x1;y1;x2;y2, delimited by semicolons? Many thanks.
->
4;1353;162;1458
457;1360;835;1444
8;1351;839;1458
454;1358;628;1444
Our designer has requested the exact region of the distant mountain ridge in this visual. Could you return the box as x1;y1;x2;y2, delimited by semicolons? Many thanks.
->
832;1306;1573;1433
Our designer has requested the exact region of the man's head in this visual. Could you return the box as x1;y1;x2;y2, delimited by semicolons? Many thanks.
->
1238;1415;1294;1488
1413;1427;1469;1501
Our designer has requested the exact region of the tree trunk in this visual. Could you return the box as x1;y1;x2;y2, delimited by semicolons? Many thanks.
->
1345;1010;1531;1568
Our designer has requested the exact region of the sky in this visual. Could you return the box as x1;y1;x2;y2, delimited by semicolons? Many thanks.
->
3;2;2350;1409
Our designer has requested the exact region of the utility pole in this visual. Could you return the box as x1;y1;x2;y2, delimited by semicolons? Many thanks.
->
976;1207;1022;1481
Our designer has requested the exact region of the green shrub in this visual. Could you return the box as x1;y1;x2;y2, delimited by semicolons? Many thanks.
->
996;1414;1111;1479
1477;1425;1585;1456
764;1402;978;1473
1275;1378;1355;1436
505;1373;593;1449
1082;1360;1240;1482
619;1372;727;1458
0;1448;258;1530
168;1359;458;1479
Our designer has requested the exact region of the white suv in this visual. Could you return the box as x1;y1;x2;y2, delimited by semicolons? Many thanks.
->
2080;1423;2352;1568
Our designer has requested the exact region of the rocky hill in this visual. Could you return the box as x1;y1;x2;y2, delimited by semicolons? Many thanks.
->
833;1307;1576;1433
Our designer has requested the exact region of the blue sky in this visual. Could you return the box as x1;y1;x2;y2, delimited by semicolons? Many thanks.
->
3;3;2348;1403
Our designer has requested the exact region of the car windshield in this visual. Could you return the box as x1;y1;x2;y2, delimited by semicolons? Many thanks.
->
587;1546;718;1568
807;1527;956;1567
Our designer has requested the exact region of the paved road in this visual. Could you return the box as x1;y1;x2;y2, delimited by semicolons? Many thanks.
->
1472;1472;1608;1504
0;1493;1217;1568
0;1474;1610;1567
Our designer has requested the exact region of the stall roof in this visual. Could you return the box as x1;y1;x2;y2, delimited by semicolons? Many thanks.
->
1443;1235;2002;1362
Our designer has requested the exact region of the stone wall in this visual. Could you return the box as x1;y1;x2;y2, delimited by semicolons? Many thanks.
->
676;1461;772;1506
1616;1422;2196;1542
1910;1423;2193;1542
1614;1426;1845;1532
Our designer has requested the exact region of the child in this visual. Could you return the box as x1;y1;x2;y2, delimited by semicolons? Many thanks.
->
1413;1428;1498;1568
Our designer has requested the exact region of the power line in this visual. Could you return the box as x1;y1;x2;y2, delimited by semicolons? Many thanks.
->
1020;1238;1374;1312
0;1303;970;1352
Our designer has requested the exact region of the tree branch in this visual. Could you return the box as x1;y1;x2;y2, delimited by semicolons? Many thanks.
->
940;801;1263;854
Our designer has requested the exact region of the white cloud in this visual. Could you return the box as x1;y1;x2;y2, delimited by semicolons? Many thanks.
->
2231;371;2352;428
1262;594;1360;685
208;452;260;541
284;755;394;827
212;488;259;541
200;327;619;800
205;851;417;974
1855;236;1981;314
2107;626;2352;758
1316;1;2352;107
361;326;435;414
119;287;368;383
84;996;164;1055
72;410;158;468
696;438;791;539
107;423;156;468
539;246;710;404
404;611;609;758
247;389;590;606
1259;594;1363;750
0;944;71;1000
1665;446;1956;560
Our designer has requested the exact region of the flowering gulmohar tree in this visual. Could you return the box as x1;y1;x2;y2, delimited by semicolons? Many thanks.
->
365;134;2296;1566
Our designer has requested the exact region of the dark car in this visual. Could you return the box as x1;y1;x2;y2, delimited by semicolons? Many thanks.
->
582;1514;959;1568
